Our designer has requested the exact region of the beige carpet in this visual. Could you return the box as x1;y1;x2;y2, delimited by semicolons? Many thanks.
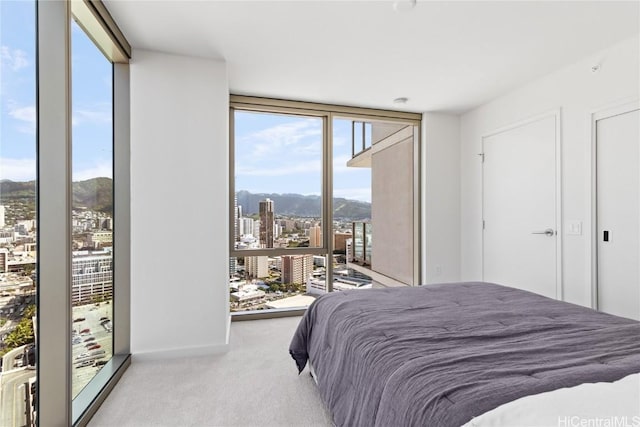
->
89;317;333;427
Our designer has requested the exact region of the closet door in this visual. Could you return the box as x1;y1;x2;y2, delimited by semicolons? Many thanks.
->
596;107;640;320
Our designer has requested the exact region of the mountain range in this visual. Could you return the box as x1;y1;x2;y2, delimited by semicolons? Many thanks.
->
236;190;371;220
0;180;371;220
0;178;114;214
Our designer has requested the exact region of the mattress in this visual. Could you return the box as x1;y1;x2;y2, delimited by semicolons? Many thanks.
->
289;282;640;427
462;373;640;427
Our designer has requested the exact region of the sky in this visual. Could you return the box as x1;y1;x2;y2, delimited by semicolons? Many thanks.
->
1;0;113;183
235;112;372;202
1;1;371;202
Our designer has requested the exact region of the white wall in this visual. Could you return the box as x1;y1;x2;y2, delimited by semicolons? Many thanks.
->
460;35;640;307
130;49;230;357
422;113;461;284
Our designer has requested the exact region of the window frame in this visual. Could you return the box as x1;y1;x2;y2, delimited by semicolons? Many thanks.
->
36;0;131;424
229;96;421;307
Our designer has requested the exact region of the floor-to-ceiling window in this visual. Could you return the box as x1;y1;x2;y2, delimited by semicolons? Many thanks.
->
0;1;130;424
67;2;131;423
0;1;38;425
70;17;115;399
230;97;421;316
231;109;327;312
331;119;373;291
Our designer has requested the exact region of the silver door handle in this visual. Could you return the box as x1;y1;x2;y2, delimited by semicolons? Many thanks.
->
531;228;555;236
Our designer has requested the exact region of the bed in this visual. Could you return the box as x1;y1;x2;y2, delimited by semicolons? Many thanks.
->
289;282;640;427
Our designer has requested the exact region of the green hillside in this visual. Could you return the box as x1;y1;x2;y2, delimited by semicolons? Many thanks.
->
0;178;113;214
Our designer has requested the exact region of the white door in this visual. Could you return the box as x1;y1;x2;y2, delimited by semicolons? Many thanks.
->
596;108;640;320
483;114;559;298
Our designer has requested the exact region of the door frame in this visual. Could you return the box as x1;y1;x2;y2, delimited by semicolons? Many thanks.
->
481;109;563;299
590;99;640;310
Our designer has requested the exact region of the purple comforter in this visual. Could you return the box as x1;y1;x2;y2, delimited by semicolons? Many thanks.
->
289;282;640;427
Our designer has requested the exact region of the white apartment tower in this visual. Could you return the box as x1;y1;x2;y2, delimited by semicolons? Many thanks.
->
241;217;254;238
246;256;269;279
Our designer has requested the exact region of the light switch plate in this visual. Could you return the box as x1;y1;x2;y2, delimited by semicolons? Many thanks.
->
566;221;582;236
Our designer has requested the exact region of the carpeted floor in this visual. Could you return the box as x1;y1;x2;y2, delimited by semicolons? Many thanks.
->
89;316;333;427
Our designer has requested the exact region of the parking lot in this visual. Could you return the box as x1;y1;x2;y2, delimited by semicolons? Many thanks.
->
71;301;113;398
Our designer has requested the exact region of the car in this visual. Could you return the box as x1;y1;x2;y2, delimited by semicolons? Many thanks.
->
94;360;108;367
87;344;101;350
99;317;109;322
76;360;93;368
75;353;89;359
73;317;85;323
79;328;90;334
83;337;95;342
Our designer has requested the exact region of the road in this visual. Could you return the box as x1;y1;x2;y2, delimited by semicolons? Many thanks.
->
2;345;29;374
0;369;35;427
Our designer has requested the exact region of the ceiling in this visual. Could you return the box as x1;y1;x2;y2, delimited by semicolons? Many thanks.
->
104;1;639;114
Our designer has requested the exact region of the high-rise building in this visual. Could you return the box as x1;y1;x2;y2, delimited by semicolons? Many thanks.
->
282;254;314;285
246;256;269;278
259;198;274;248
233;196;240;243
241;217;254;237
0;248;8;273
229;257;238;276
0;205;5;228
71;252;113;305
309;225;322;247
280;219;295;232
253;220;261;240
334;231;352;253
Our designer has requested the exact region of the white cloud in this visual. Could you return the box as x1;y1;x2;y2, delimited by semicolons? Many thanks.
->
73;107;112;127
8;103;36;134
8;104;35;123
73;162;112;181
333;154;357;173
0;158;36;181
237;159;322;177
1;46;29;71
333;187;372;203
333;135;349;147
239;119;322;159
5;102;112;133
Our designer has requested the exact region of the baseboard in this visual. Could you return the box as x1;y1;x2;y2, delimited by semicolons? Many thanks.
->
132;342;230;362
